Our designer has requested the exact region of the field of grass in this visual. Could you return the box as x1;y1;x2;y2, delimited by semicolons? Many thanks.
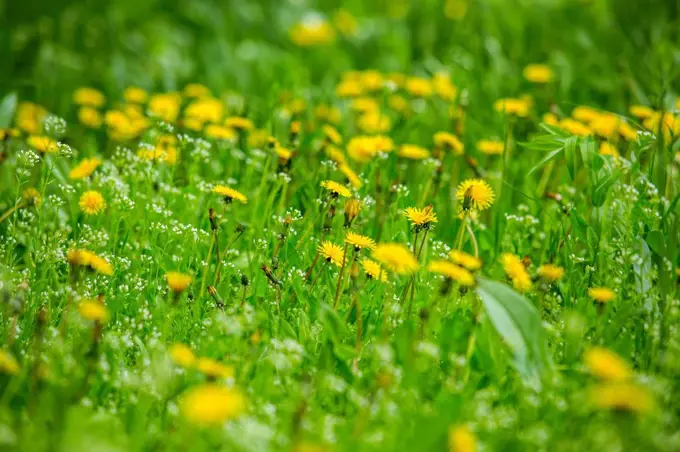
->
1;0;680;450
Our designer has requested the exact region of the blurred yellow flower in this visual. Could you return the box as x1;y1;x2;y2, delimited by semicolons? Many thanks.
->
197;358;235;379
588;382;654;414
78;107;103;128
427;260;475;286
27;135;58;153
398;144;430;160
320;180;352;198
180;384;246;425
79;190;106;215
170;344;197;368
584;347;631;382
361;258;387;281
290;16;336;46
501;253;532;292
0;349;20;376
434;132;464;155
448;425;477;452
166;271;192;293
69;157;102;180
523;64;554;83
476;139;503;155
213;185;248;204
372;243;419;275
537;264;564;282
73;87;106;108
124;86;148;104
78;300;110;323
588;287;615;303
449;250;482;271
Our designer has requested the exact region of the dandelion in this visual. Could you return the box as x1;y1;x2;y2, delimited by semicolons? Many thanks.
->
344;198;362;227
494;98;531;117
427;260;475;286
170;344;197;368
320;180;352;198
629;105;654;119
588;382;654;414
22;188;42;207
584;347;631;382
212;185;248;204
78;300;110;323
78;107;103;128
0;349;20;375
73;87;106;107
372;243;419;275
339;164;362;189
345;232;376;251
79;190;106;215
558;118;592;137
476;139;504;155
148;92;181;123
318;241;344;267
224;116;253;131
448;425;477;452
405;77;433;97
404;206;438;230
588;287;615;303
197;358;235;379
361;258;387;281
67;249;113;276
434;132;464;155
27;135;58;153
180;384;246;425
523;64;554;83
599;142;619;158
322;124;342;145
537;264;564;283
166;271;192;293
205;125;237;141
398;144;430;160
449;250;482;271
124;86;148;104
290;16;336;47
456;179;495;213
89;254;114;276
69;157;102;179
501;253;532;292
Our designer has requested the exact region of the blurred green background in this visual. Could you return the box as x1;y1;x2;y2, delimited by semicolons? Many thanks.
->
1;0;678;118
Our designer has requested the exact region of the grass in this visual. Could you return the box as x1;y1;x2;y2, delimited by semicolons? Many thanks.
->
1;0;680;451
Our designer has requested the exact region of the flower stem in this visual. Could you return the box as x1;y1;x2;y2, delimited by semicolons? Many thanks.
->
310;260;329;289
333;243;349;311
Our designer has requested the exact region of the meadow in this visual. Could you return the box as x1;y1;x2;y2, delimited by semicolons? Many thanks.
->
1;0;680;450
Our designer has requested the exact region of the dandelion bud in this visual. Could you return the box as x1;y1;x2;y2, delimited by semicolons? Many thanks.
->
209;208;218;231
235;223;247;234
344;199;361;227
241;275;250;287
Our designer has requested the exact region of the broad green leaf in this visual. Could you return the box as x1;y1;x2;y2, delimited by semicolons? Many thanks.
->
645;230;665;258
539;122;571;138
476;278;553;382
527;147;563;176
564;136;579;180
0;92;17;128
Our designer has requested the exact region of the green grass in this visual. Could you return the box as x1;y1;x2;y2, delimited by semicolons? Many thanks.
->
1;0;680;451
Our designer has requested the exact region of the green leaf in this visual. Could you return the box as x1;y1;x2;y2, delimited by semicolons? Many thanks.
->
475;278;553;382
0;92;17;128
564;136;579;181
645;230;666;258
527;146;564;176
539;122;570;138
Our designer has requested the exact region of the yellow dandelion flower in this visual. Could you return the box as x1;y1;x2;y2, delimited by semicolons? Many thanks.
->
558;118;592;137
27;135;58;153
78;300;110;323
584;347;632;382
320;180;352;198
290;17;336;47
405;77;433;97
572;105;601;123
212;185;247;204
588;287;616;303
432;72;458;102
166;271;192;293
398;144;430;160
345;232;376;251
197;358;235;379
344;198;362;226
476;139;504;155
629;105;654;119
372;243;419;275
588;382;654;414
170;344;197;368
357;110;391;134
69;157;102;180
537;264;564;283
599;142;619;158
184;83;212;99
351;97;379;113
448;425;477;452
180;384;246;425
124;86;148;104
79;190;106;215
361;258;387;281
449;250;482;271
16;102;47;134
0;350;20;376
205;124;237;141
89;254;114;276
427;260;475;286
73;87;106;108
494;97;531;117
456;179;495;213
275;146;293;162
322;124;342;145
339;164;362;189
523;64;554;83
501;253;532;292
434;132;464;155
542;112;559;125
22;188;42;207
78;107;103;128
404;206;438;228
148;93;181;123
318;241;344;267
224;116;254;131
